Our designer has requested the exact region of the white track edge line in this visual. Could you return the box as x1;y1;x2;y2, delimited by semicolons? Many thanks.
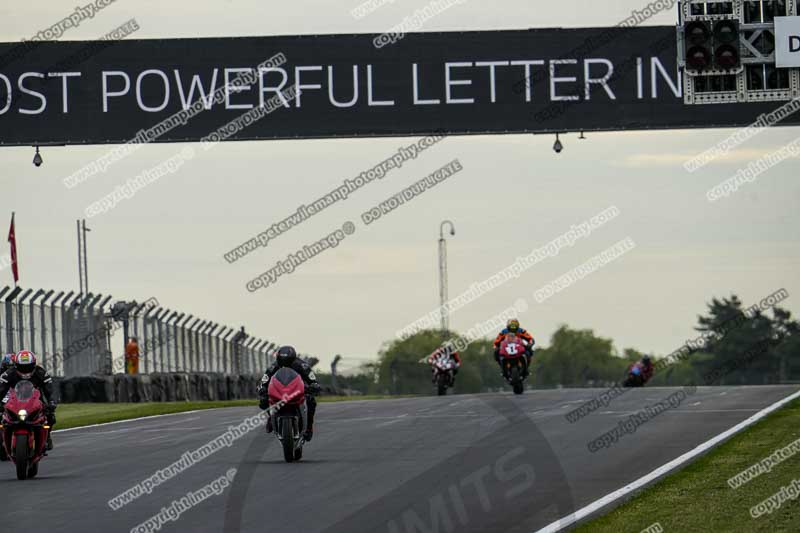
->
535;388;800;533
50;395;420;434
53;409;215;433
50;396;421;434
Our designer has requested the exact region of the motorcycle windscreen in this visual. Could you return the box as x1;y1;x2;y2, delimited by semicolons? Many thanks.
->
13;381;35;401
268;367;305;404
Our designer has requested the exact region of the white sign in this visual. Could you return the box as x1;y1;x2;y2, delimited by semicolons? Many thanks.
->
775;16;800;68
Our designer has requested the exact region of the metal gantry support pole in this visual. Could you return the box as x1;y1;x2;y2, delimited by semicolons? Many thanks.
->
179;315;193;372
16;289;32;350
245;338;257;374
157;308;170;373
221;328;229;375
96;295;113;374
38;290;54;366
203;320;214;372
253;339;262;373
60;292;77;376
28;289;44;353
75;293;91;375
187;318;200;372
50;292;66;375
198;321;207;372
76;221;84;295
438;220;456;333
171;312;184;372
166;310;178;372
214;326;223;373
259;341;270;373
82;220;90;294
194;320;207;373
208;322;219;372
141;305;157;374
0;286;10;353
252;340;265;373
232;327;247;375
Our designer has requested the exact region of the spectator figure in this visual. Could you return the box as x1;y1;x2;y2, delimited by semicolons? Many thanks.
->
125;337;140;374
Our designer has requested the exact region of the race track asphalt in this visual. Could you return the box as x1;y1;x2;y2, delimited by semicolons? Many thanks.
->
2;385;797;533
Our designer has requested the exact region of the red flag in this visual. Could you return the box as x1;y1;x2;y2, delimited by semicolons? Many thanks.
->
8;213;18;285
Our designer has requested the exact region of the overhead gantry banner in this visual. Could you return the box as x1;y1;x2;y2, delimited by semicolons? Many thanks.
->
1;27;798;146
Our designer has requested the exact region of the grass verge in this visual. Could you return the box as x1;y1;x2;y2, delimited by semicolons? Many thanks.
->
56;395;402;430
574;398;800;533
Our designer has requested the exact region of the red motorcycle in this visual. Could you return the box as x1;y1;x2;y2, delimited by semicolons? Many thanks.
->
499;335;530;395
624;363;650;387
267;367;307;463
1;381;50;480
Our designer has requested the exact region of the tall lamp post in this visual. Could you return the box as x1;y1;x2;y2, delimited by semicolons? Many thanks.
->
76;219;91;295
438;220;455;333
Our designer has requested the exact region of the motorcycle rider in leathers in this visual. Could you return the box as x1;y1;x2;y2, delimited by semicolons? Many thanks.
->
0;351;57;452
257;346;320;441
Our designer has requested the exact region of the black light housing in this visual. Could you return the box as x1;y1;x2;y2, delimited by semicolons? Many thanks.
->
553;133;563;154
712;20;740;69
684;19;740;72
685;21;713;71
32;146;42;167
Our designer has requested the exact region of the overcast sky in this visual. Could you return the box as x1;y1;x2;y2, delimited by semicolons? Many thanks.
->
2;1;799;372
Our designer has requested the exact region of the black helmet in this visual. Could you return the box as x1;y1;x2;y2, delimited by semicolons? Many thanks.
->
276;345;297;367
642;355;652;366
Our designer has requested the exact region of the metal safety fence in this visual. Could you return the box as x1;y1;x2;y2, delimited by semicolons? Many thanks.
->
0;286;279;377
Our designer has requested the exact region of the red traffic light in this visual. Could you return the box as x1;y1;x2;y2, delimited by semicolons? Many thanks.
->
714;45;739;69
687;46;713;70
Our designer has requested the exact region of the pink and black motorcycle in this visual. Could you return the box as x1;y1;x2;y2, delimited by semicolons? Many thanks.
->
267;367;308;463
1;381;50;480
498;335;531;395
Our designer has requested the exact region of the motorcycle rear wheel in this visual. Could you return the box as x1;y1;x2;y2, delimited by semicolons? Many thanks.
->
15;434;29;480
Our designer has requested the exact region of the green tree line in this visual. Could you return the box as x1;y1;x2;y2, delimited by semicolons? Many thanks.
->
316;294;800;395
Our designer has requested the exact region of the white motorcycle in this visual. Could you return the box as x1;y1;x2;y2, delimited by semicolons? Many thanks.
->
430;353;456;396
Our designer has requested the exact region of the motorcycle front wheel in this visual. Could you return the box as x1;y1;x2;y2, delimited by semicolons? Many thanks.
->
437;373;448;396
280;419;296;463
15;434;29;480
511;367;524;395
